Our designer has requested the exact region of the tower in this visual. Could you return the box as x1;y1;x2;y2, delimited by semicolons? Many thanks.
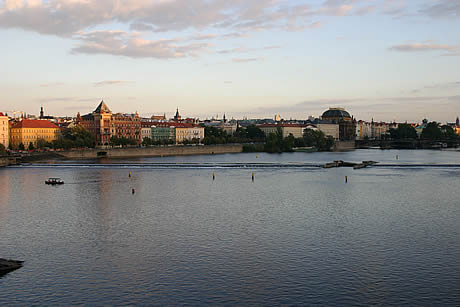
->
456;117;459;126
174;108;181;121
40;106;44;119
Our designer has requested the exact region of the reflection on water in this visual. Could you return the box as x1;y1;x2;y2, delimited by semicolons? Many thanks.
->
0;150;459;305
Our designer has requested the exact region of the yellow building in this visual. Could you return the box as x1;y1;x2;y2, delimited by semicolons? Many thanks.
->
10;119;60;149
0;112;8;149
258;124;307;138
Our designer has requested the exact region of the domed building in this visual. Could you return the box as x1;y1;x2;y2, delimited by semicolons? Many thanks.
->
321;108;356;141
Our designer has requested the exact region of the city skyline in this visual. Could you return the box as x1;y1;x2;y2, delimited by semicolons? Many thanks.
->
1;0;460;122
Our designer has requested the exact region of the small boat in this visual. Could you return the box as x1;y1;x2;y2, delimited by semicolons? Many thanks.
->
45;178;64;185
0;258;24;274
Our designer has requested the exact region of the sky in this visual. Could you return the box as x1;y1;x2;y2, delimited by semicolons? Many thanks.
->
1;0;459;123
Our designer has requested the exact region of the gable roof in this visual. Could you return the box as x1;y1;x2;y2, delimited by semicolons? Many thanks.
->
11;119;59;129
94;100;111;113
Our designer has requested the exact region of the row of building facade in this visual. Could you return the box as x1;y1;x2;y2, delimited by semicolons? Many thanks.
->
2;102;459;150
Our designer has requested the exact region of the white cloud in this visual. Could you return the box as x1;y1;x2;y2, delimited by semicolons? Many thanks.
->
389;42;460;56
93;80;133;87
72;30;213;59
232;57;264;63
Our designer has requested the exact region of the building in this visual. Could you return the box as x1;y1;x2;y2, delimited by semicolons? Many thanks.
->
112;112;141;143
9;119;60;149
321;108;356;141
151;125;176;142
317;122;340;140
151;114;166;121
174;108;182;122
151;122;204;143
77;101;113;145
78;101;142;146
141;122;153;141
0;112;9;149
258;124;307;138
175;123;205;143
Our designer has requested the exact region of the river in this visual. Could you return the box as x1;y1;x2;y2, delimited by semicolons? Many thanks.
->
1;150;459;305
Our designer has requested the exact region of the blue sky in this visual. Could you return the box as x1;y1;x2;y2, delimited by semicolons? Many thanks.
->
1;0;459;122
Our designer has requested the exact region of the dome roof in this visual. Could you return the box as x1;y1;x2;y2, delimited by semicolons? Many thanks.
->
322;108;351;119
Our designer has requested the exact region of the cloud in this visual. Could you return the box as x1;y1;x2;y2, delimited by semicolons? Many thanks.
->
382;0;408;16
252;94;460;122
389;42;460;56
217;45;281;54
72;30;213;59
232;57;264;63
0;0;366;38
40;82;65;87
354;5;377;16
421;0;460;18
411;81;460;94
36;97;99;103
0;0;456;61
93;80;133;87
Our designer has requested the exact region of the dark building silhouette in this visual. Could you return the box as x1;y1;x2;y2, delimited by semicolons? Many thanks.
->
321;108;356;141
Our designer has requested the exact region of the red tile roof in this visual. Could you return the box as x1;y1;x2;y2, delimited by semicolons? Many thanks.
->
258;124;307;128
0;112;5;116
152;122;200;128
11;119;59;129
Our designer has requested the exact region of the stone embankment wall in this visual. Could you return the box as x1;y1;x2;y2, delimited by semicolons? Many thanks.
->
334;141;356;151
57;144;244;159
0;156;19;167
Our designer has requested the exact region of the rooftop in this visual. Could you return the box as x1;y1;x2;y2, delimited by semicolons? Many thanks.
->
11;119;59;129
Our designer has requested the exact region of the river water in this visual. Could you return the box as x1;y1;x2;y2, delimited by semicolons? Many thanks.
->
1;150;459;305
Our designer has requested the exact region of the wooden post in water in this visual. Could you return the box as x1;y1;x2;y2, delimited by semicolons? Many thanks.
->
252;172;255;182
213;172;215;181
345;176;348;183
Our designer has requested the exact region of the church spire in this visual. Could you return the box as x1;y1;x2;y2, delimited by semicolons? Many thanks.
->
174;107;181;121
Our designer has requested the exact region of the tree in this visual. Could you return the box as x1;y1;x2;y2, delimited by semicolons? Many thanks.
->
0;144;5;155
421;122;442;140
264;126;295;153
18;143;25;151
246;125;265;140
441;125;457;141
142;137;153;146
36;138;49;149
110;136;137;147
204;126;226;138
28;142;35;150
389;124;417;140
303;129;335;151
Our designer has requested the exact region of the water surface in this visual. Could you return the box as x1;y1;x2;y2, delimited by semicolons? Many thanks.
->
1;150;459;305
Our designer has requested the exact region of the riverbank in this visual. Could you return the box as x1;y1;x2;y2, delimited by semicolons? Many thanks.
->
0;156;20;167
52;144;243;160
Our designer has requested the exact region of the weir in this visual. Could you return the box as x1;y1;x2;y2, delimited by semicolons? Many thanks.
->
9;162;460;169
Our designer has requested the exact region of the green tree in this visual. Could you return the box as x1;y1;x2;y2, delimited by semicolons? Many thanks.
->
18;143;25;151
36;138;48;149
246;125;265;140
204;126;227;138
0;144;5;155
142;137;153;146
421;122;442;140
110;136;137;146
389;124;417;139
441;125;457;140
28;142;35;150
303;129;335;151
